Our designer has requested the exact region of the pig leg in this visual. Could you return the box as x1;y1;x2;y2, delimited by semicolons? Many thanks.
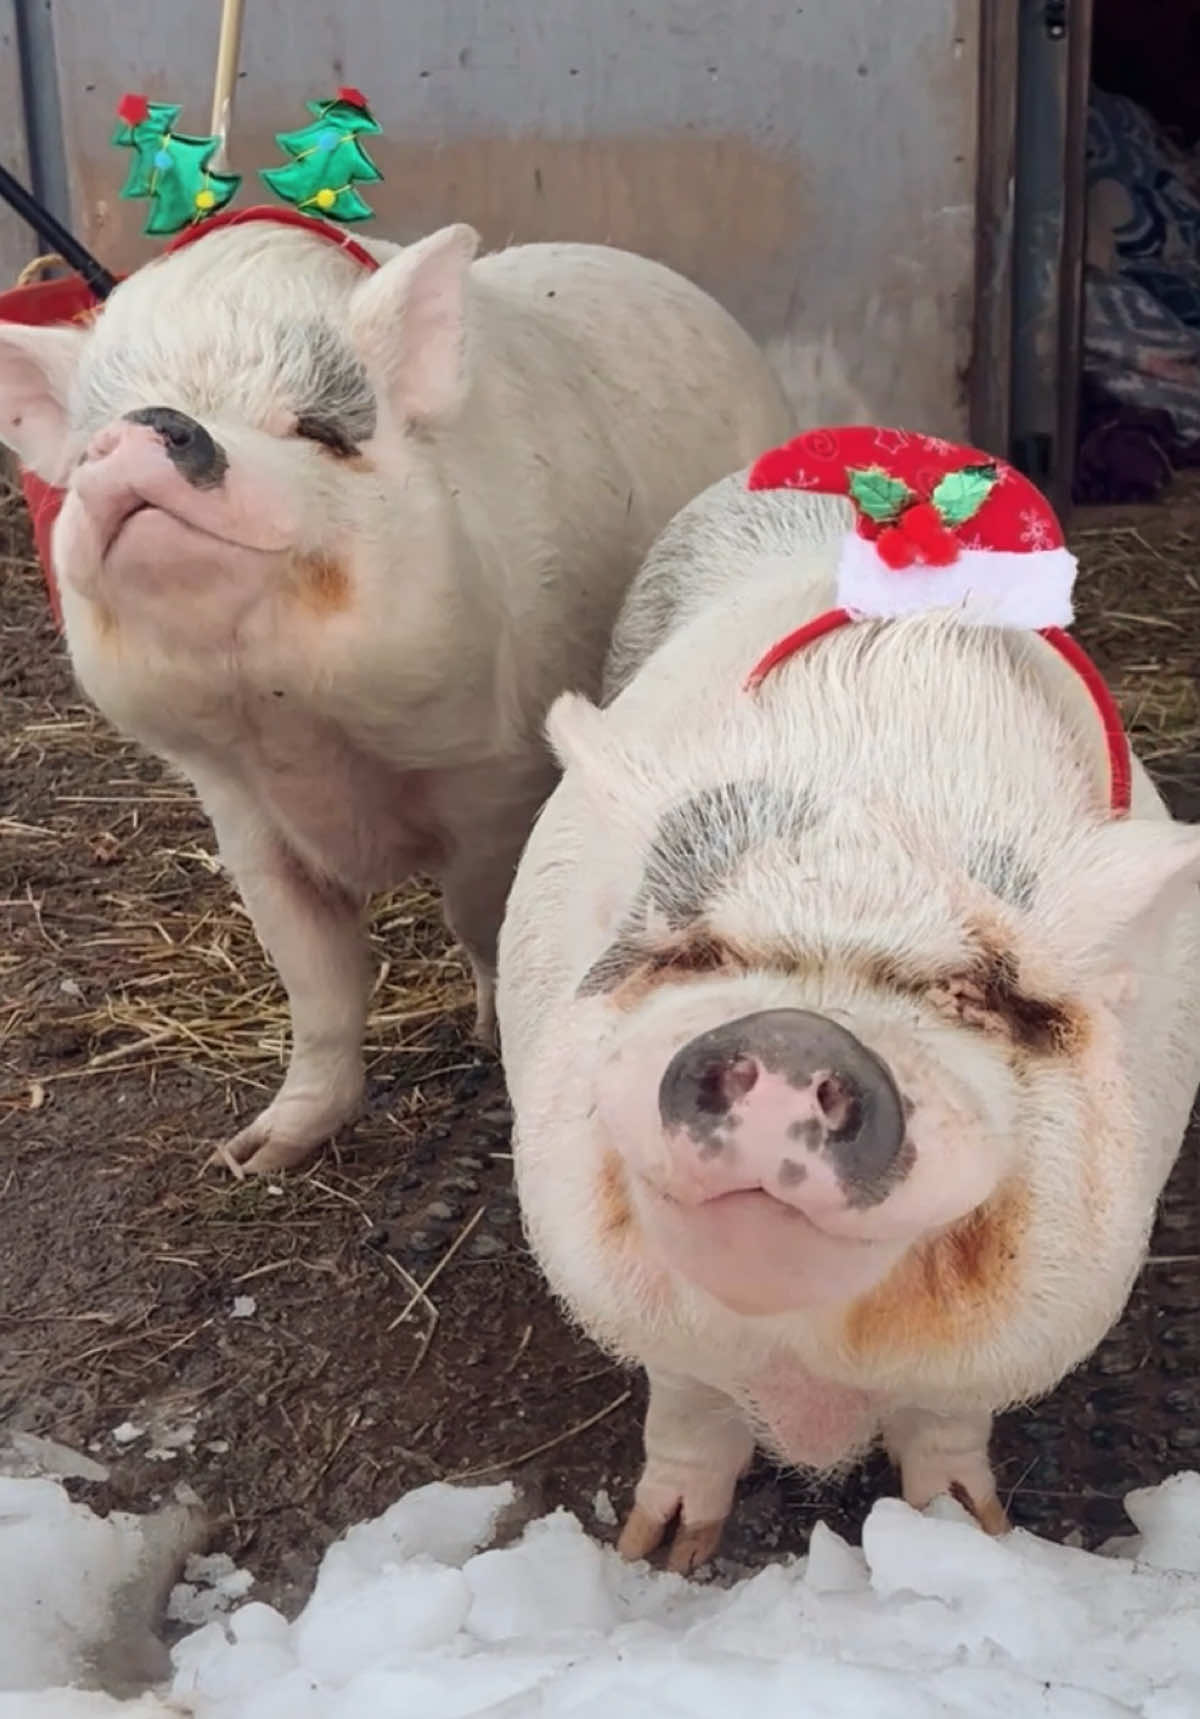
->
440;874;501;1047
882;1405;1010;1535
201;785;370;1174
618;1371;755;1574
438;755;561;1048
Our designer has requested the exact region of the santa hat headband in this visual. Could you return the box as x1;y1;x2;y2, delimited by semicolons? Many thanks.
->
743;426;1131;815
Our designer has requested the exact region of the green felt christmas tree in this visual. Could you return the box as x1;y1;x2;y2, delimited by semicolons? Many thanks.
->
259;87;382;222
112;93;241;236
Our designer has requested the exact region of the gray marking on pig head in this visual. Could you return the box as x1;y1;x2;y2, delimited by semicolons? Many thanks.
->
967;839;1038;911
577;779;817;997
285;320;378;447
786;1116;824;1151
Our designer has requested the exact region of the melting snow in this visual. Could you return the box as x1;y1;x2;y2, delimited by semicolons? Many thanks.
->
7;1472;1200;1715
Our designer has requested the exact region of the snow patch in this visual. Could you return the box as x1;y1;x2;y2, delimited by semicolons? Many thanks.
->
10;1472;1200;1714
168;1554;256;1627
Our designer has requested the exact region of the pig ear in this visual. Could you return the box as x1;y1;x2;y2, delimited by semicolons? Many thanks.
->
546;692;659;843
545;691;614;777
347;224;479;427
1055;818;1200;974
0;322;87;483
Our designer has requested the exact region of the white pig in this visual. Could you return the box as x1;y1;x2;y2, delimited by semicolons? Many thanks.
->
497;468;1200;1571
0;219;791;1171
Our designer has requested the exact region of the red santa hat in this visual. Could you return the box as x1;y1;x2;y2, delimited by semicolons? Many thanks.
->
743;425;1131;814
747;425;1077;631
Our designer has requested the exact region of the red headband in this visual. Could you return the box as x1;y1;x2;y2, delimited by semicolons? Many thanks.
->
162;203;380;273
744;611;1132;816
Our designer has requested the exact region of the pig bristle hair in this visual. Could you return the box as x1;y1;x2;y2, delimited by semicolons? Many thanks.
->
74;227;382;436
597;474;1120;971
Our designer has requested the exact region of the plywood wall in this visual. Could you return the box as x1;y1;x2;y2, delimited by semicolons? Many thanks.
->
45;0;981;436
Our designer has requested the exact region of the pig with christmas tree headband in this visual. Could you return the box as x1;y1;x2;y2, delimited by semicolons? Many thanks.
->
113;86;383;235
0;111;794;1175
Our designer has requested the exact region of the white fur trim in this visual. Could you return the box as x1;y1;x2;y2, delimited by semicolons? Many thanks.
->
835;532;1077;629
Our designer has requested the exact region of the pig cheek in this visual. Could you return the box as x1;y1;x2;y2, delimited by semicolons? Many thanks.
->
591;1037;675;1189
220;455;302;549
53;495;104;601
841;1178;1030;1366
820;1103;1010;1246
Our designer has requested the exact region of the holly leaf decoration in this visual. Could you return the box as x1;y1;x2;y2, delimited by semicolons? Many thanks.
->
931;463;998;526
847;466;914;523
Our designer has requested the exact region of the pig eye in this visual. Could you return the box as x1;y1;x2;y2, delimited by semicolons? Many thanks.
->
294;414;357;458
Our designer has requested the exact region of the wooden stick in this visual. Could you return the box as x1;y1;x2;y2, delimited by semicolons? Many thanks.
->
208;0;246;173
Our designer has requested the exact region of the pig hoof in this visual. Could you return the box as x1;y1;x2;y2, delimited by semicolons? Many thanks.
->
616;1504;725;1574
947;1481;1011;1536
472;995;497;1050
665;1519;724;1576
617;1502;670;1563
210;1107;348;1176
213;1127;324;1176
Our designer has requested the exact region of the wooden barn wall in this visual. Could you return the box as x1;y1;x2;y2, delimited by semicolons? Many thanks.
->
0;0;34;282
36;0;980;436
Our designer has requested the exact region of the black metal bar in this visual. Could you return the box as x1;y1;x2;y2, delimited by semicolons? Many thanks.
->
0;159;117;300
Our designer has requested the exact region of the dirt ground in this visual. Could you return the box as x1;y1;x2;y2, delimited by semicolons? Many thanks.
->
2;471;1199;1620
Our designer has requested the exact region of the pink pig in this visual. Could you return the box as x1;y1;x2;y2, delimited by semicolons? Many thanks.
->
496;458;1200;1570
0;218;791;1172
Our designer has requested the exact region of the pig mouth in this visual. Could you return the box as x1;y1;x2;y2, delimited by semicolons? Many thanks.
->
103;497;272;559
633;1179;897;1315
648;1183;874;1246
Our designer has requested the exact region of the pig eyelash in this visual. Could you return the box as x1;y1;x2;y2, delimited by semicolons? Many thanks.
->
293;415;358;458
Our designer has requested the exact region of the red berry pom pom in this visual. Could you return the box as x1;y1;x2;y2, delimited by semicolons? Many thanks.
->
876;525;916;569
116;92;150;125
899;501;960;566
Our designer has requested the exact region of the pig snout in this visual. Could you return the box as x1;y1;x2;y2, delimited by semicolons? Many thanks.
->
123;406;227;490
69;409;294;564
658;1009;910;1214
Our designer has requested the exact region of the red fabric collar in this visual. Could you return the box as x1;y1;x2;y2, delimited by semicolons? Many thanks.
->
161;204;380;273
745;610;1132;816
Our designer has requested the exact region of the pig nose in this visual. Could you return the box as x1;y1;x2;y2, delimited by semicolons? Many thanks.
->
123;406;227;489
658;1008;906;1191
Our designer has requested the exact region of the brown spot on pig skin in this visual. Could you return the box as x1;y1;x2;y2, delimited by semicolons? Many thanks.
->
295;553;353;616
842;1179;1029;1363
927;946;1085;1059
91;601;119;641
854;938;1084;1062
596;1151;635;1241
579;927;746;1006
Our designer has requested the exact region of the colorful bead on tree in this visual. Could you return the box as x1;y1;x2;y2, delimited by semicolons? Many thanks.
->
259;88;382;222
112;93;241;236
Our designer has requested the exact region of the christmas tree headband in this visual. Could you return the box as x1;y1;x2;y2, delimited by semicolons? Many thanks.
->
742;426;1132;815
112;86;383;236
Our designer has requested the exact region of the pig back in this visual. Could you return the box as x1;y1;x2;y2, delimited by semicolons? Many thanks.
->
448;247;794;717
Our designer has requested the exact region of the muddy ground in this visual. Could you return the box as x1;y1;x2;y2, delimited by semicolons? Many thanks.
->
2;475;1199;1619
